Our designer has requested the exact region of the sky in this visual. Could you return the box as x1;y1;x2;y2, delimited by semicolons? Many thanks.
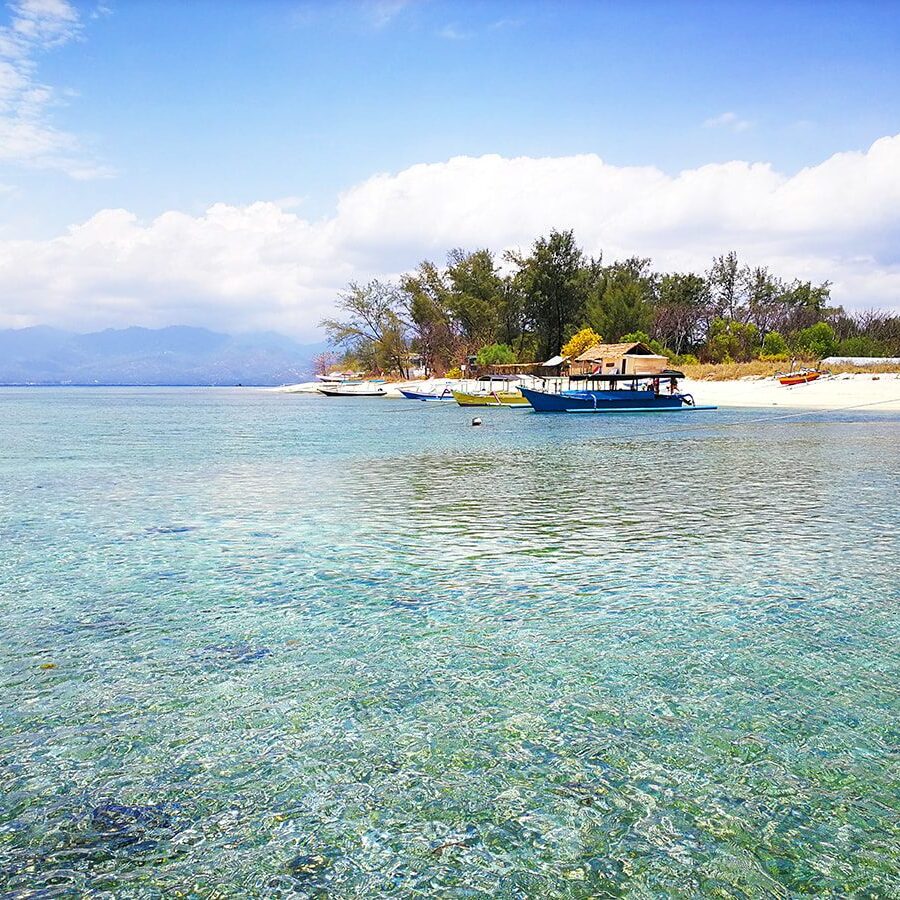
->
0;0;898;338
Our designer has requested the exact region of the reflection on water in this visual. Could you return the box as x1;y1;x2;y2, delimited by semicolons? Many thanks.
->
1;389;898;896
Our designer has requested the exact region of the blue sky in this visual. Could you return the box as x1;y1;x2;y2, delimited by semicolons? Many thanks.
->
1;0;898;334
9;0;899;233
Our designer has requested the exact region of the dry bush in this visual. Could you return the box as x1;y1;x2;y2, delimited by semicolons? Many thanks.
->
681;361;900;381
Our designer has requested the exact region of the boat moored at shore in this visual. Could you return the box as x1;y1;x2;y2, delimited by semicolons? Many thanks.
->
519;370;716;413
777;369;823;386
451;375;530;407
318;383;388;397
398;386;456;401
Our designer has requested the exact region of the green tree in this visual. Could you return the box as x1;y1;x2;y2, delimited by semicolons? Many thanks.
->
400;261;457;376
654;273;709;355
743;266;785;333
445;248;504;349
761;331;788;357
475;343;517;366
620;330;670;358
780;280;835;331
793;321;837;359
513;230;589;359
704;318;760;362
320;280;410;376
708;252;742;321
838;335;888;357
588;277;653;341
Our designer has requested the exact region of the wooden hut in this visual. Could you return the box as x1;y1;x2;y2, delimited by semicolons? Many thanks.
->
571;342;668;376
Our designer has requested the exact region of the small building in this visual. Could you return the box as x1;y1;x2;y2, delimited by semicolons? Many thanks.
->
571;342;668;376
540;354;570;377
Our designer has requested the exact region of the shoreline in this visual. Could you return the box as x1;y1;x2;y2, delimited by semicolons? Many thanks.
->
681;372;900;411
274;373;900;412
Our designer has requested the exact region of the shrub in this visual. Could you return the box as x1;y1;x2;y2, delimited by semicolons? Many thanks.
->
793;322;837;359
445;366;462;378
761;331;788;357
704;319;759;363
475;343;517;366
620;331;671;358
837;335;888;357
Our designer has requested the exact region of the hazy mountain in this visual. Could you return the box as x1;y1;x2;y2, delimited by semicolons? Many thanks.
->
0;326;328;385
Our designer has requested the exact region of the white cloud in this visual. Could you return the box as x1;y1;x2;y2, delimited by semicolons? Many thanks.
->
0;0;110;177
1;136;899;337
368;0;412;29
703;111;753;133
290;0;414;31
437;23;468;40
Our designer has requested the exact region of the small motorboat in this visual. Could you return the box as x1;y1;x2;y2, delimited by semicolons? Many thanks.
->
451;375;529;406
398;386;456;401
318;384;387;397
777;369;822;386
452;389;528;407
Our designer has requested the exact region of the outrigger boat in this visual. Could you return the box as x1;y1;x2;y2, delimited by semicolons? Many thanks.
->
398;386;456;401
452;375;529;407
777;368;822;386
518;370;716;413
318;383;387;398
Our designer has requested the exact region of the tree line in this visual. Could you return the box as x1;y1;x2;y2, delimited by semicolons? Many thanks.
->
320;230;899;375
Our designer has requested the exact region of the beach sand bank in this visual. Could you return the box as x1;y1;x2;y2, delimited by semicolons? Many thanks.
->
273;373;900;411
683;372;900;411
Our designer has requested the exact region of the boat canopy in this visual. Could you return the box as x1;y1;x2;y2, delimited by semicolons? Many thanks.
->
566;369;685;382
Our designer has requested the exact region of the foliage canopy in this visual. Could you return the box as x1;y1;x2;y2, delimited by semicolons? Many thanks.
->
319;234;897;375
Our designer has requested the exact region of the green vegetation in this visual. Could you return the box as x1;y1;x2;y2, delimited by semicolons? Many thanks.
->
321;231;900;375
475;343;517;366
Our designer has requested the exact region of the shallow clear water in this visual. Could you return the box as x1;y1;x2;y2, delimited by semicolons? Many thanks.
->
1;388;898;898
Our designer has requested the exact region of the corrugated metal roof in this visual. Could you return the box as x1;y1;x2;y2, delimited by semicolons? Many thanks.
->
541;354;568;367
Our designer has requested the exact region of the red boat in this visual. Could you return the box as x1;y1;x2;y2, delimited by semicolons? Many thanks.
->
778;369;822;386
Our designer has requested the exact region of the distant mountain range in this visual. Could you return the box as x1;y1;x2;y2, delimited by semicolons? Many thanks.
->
0;326;328;385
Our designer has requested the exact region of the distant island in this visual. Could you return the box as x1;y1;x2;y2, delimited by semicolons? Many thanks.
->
0;326;327;386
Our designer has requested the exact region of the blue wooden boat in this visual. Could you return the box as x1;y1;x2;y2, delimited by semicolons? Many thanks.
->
519;370;716;413
398;386;456;401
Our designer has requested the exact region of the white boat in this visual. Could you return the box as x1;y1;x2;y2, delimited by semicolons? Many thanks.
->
398;386;456;401
317;383;387;398
316;371;363;383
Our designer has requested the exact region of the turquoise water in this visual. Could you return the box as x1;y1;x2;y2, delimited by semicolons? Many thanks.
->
1;388;898;898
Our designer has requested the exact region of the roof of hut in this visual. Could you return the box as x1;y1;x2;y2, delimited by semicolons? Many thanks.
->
574;341;666;362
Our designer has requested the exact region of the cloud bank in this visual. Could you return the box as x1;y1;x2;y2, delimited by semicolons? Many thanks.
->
1;135;899;337
0;0;108;178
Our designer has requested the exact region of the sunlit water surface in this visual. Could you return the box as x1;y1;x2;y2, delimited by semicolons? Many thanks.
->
1;388;898;898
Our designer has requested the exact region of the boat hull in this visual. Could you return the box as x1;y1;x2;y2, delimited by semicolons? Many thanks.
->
452;390;528;407
318;387;387;397
519;386;713;413
398;388;455;401
779;373;821;386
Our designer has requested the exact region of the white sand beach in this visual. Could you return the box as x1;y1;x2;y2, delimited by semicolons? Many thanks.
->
682;373;900;411
275;373;900;411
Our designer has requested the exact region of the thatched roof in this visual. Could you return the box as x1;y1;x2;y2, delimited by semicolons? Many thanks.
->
574;341;665;362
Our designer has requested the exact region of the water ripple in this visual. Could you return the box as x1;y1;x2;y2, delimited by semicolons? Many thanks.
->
1;388;898;896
